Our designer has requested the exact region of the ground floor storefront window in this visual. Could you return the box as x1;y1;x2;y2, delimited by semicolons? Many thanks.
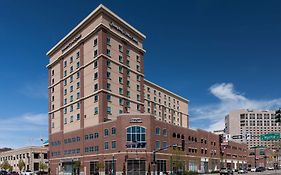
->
62;162;73;175
127;159;146;175
90;161;99;175
188;160;197;172
156;160;167;174
105;160;116;175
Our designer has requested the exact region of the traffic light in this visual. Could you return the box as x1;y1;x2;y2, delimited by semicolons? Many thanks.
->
275;109;281;123
219;134;223;143
181;139;185;151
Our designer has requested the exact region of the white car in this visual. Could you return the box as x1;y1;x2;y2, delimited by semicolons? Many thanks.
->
250;168;256;172
21;170;34;175
268;167;274;170
238;169;247;174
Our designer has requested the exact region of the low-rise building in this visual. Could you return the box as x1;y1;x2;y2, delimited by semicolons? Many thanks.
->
0;146;48;172
49;114;248;174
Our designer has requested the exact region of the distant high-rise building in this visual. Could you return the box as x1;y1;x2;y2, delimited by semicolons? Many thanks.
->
225;109;280;149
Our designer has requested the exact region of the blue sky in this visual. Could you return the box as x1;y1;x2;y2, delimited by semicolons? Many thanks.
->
0;0;281;148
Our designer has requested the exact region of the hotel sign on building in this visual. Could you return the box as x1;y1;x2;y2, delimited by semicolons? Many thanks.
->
61;34;82;53
109;21;138;44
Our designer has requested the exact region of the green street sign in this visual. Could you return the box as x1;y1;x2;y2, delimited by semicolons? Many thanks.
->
260;133;280;141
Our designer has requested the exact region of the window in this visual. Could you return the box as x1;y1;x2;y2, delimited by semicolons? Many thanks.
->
136;55;140;62
126;49;130;56
119;55;123;63
107;83;111;91
107;94;111;101
77;114;80;120
94;107;98;114
106;37;111;45
64;61;67;67
64;118;67;124
107;107;111;114
119;66;123;73
126;60;130;67
94;61;98;68
119;77;123;84
112;141;116;149
94;84;98;91
119;88;123;95
119;45;123;52
155;141;160;150
94;95;98;102
77;82;80;89
94;72;98;80
119;98;124;105
104;129;109;136
107;60;111;68
107;71;111;79
156;127;161;135
94;38;98;46
126;126;146;148
106;49;111;57
94;50;98;58
76;51;80;58
76;62;80;69
163;129;168;136
70;116;74;123
104;142;109;150
112;127;116;135
77;102;80;109
76;72;80;79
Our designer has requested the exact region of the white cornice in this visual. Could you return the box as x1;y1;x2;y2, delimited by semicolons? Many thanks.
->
46;4;146;56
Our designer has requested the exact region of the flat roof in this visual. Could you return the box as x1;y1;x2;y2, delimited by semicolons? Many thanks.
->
144;79;189;103
47;4;146;56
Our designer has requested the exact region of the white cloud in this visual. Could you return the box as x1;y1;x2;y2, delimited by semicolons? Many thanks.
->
0;113;48;148
190;83;281;131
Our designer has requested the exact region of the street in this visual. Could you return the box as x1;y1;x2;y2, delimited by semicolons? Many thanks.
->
204;170;281;175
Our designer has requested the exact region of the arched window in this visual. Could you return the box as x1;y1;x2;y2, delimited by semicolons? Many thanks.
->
126;126;146;148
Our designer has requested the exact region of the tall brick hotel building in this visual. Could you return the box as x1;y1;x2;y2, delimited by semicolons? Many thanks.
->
47;4;248;175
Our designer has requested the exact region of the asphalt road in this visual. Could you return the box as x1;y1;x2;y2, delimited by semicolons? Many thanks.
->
204;169;281;175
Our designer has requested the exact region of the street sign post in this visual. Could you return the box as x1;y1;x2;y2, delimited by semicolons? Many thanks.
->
232;135;243;139
260;133;280;141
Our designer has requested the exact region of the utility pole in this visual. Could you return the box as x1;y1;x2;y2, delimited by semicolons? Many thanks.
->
152;144;178;175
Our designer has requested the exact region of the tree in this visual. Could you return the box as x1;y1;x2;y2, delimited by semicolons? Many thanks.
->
171;148;185;174
18;159;25;173
1;160;11;171
39;161;48;174
8;165;13;172
73;160;81;175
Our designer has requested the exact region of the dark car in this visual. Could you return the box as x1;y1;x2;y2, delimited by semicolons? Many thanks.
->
0;170;8;175
256;167;265;172
7;172;19;175
220;168;234;175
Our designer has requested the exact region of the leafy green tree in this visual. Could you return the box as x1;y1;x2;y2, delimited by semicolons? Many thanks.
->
1;160;11;170
18;159;25;173
39;161;48;173
8;165;13;172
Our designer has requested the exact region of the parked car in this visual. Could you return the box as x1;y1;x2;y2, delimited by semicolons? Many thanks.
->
268;167;274;170
34;171;48;175
7;172;19;175
0;170;8;175
250;167;256;172
220;168;234;175
256;167;265;172
21;171;34;175
238;169;247;174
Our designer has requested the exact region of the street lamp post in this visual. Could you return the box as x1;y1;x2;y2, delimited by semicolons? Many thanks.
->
112;154;115;175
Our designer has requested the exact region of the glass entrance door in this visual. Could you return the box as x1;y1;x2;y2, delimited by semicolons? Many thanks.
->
127;160;146;175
